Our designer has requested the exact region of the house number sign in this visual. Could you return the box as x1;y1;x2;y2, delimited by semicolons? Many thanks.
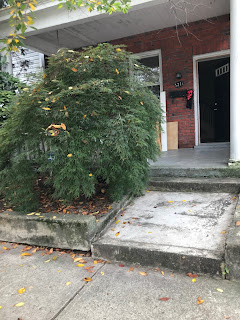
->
175;81;184;88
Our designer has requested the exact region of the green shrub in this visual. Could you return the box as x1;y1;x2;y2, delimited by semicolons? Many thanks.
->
0;43;162;212
0;71;23;126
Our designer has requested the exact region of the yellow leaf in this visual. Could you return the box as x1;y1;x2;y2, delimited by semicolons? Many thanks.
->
192;279;196;283
139;272;147;276
42;107;51;111
83;277;92;282
45;259;50;263
108;206;111;210
221;231;226;234
16;2;21;7
116;48;121;52
3;247;7;250
0;306;2;309
53;216;56;219
29;3;35;10
115;232;120;237
101;271;104;275
15;302;24;307
35;213;40;216
18;287;25;294
217;288;224;293
89;173;93;177
168;201;173;203
182;200;186;202
72;67;77;72
74;258;85;263
68;87;73;90
140;101;144;105
116;68;119;75
58;270;61;272
115;220;120;224
43;74;46;79
19;35;26;39
21;253;32;256
77;264;85;267
124;91;130;94
161;271;165;276
10;9;15;14
66;281;72;286
197;296;204;305
83;114;87;119
67;154;72;157
148;232;152;234
61;123;66;130
52;256;57;261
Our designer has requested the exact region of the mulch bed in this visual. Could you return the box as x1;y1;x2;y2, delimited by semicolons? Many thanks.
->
0;178;112;219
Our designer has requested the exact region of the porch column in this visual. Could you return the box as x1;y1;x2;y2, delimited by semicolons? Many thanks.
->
230;0;240;163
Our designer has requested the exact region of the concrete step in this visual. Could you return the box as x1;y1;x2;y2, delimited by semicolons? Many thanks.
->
148;177;240;193
92;191;238;275
150;167;240;179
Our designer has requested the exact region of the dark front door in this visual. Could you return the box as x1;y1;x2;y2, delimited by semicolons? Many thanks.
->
199;57;230;143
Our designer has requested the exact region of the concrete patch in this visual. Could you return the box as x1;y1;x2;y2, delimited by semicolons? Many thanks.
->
0;196;131;251
225;197;240;280
92;191;237;274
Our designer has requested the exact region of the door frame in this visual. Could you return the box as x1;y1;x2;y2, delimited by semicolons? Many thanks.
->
193;49;230;146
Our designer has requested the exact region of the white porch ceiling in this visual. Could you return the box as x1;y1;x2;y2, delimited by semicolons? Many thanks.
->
0;0;230;55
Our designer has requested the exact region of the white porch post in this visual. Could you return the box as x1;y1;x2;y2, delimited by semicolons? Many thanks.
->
230;0;240;163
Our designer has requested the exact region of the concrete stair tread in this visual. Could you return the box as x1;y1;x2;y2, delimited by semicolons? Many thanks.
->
149;177;240;183
92;191;237;275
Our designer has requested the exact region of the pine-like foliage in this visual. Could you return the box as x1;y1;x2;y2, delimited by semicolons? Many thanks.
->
0;43;162;212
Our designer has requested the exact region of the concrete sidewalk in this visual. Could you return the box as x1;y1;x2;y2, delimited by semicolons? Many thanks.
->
0;243;240;320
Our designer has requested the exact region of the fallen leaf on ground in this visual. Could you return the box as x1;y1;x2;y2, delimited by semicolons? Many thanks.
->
197;296;204;305
161;271;165;276
0;306;2;309
116;232;120;236
101;272;104;276
27;212;35;216
52;256;58;261
74;258;85;263
65;282;71;286
119;264;125;267
45;259;50;263
187;273;198;278
21;253;32;257
18;288;25;294
15;302;24;307
160;297;170;301
47;248;54;255
221;231;226;234
128;267;134;272
224;316;230;319
53;216;56;219
85;266;94;270
139;272;147;276
83;277;92;282
192;279;196;283
216;288;224;293
77;264;85;267
115;220;120;224
236;221;240;226
168;201;173;203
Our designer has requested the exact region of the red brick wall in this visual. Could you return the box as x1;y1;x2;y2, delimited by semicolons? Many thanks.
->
111;15;230;148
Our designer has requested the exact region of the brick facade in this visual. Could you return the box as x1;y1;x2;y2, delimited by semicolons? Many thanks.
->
111;15;230;148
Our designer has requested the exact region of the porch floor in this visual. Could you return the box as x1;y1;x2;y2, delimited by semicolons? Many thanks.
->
150;143;230;169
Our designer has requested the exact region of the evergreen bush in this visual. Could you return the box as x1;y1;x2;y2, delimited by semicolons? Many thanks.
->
0;43;162;212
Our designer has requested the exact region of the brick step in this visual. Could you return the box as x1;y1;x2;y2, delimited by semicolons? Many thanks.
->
148;177;240;193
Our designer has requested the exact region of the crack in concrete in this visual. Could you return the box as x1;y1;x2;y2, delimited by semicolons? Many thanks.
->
50;263;105;320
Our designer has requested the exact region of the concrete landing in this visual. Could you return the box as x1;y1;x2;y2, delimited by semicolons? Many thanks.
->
92;191;238;274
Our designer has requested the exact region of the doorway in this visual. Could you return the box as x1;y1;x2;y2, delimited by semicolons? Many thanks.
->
198;57;230;143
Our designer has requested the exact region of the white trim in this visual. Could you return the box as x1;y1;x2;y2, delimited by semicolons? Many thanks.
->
160;91;167;151
193;49;230;146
